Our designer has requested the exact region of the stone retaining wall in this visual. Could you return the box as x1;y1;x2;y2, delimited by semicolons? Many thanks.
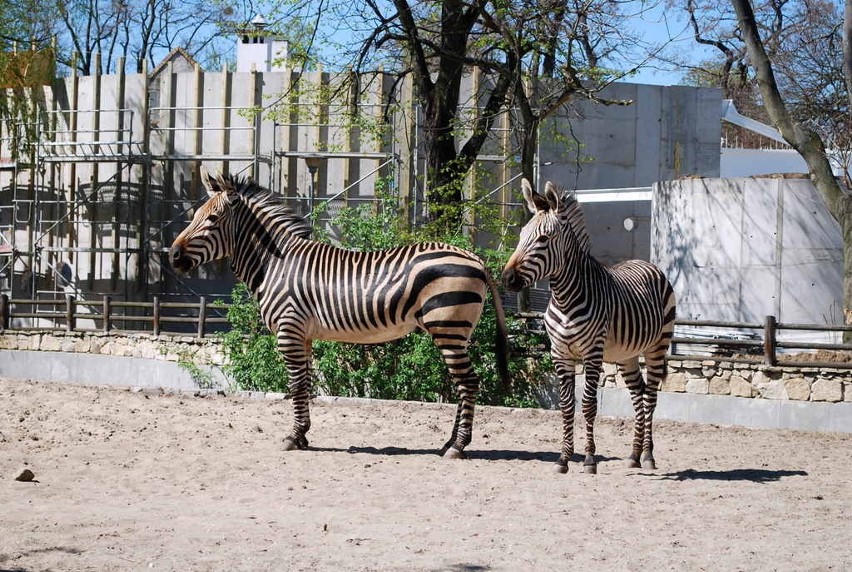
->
2;332;850;403
0;331;226;368
602;359;851;403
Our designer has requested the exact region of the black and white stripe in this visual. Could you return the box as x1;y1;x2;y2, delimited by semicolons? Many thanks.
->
502;179;676;474
171;170;508;457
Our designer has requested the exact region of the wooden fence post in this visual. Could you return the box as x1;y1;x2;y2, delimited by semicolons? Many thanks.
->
0;293;8;331
197;296;207;338
66;295;75;332
103;295;111;332
153;296;161;336
763;315;777;366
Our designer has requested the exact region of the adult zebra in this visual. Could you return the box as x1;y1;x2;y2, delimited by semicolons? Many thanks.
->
170;170;508;457
502;180;676;474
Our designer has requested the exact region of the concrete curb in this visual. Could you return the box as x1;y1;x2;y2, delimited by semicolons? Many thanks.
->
2;349;851;433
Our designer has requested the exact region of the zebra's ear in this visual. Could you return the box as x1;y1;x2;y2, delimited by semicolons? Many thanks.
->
521;178;551;213
543;181;560;211
200;168;225;198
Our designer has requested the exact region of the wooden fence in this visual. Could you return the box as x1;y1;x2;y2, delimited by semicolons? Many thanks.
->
515;312;852;369
0;294;228;338
2;294;851;368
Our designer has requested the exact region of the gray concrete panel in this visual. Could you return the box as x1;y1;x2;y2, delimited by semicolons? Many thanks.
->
740;265;779;321
0;349;228;391
653;178;843;325
634;84;664;184
584;201;652;264
3;350;849;433
594;386;852;433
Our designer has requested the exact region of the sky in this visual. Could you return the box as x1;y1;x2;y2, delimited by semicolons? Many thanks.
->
610;3;718;87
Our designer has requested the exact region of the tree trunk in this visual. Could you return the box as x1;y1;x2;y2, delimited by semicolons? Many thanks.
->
843;0;852;108
731;0;852;324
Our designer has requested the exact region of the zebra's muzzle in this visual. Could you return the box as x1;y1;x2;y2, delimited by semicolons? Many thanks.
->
501;266;525;292
169;243;195;272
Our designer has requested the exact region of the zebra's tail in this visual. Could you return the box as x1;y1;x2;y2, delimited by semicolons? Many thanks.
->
487;275;511;390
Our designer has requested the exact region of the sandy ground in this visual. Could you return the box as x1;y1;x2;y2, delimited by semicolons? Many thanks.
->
1;377;851;572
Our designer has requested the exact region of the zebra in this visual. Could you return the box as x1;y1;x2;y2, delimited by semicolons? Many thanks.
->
170;170;508;457
501;179;676;474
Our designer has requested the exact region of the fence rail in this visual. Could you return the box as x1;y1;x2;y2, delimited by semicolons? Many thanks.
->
2;294;852;368
516;312;852;369
0;294;228;338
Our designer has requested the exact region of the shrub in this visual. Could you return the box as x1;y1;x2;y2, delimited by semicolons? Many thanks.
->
217;283;288;393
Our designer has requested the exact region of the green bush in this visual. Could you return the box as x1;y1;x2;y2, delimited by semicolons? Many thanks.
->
217;283;288;393
218;192;553;407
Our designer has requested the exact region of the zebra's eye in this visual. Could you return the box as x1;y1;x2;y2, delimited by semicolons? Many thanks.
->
536;235;550;244
207;214;220;224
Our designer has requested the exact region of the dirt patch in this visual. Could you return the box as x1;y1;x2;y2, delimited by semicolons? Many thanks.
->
1;377;851;571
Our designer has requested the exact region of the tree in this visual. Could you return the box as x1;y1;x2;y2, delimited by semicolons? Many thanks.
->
32;0;236;75
0;0;54;51
478;0;636;186
727;0;852;324
324;0;659;232
367;0;514;231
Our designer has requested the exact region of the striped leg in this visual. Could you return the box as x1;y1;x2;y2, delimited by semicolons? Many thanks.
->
581;353;604;474
640;348;668;470
438;346;480;459
619;357;646;468
279;328;312;451
553;356;576;474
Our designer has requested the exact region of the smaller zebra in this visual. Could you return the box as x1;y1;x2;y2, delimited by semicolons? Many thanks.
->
502;179;676;474
170;170;508;458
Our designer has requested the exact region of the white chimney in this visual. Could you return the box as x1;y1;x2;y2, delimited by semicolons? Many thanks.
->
236;14;289;72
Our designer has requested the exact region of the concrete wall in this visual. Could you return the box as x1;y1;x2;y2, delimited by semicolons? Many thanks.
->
0;331;227;390
652;177;843;330
2;331;850;433
539;83;722;189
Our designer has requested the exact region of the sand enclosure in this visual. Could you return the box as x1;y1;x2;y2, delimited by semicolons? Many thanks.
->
1;377;851;571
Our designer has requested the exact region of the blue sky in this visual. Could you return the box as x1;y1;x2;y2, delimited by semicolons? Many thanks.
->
616;4;718;86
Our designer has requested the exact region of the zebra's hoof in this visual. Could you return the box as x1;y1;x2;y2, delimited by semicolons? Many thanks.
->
442;447;466;460
625;458;641;469
282;436;307;451
641;459;656;470
582;463;597;474
554;462;569;474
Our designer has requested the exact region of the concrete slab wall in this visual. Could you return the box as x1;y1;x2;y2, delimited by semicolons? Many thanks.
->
0;348;228;391
2;331;851;433
3;348;850;433
652;177;843;329
538;83;722;190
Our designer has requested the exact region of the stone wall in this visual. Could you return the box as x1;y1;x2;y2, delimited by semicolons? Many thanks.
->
0;331;226;368
2;332;850;404
602;359;850;403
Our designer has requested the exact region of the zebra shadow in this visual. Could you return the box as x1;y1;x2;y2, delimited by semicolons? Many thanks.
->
315;445;618;464
655;468;808;483
466;450;624;463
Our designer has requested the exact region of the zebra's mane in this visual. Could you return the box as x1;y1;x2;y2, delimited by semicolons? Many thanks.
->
226;175;313;240
557;189;590;253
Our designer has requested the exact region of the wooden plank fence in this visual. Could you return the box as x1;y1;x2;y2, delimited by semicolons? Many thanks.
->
515;312;852;369
0;294;228;338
